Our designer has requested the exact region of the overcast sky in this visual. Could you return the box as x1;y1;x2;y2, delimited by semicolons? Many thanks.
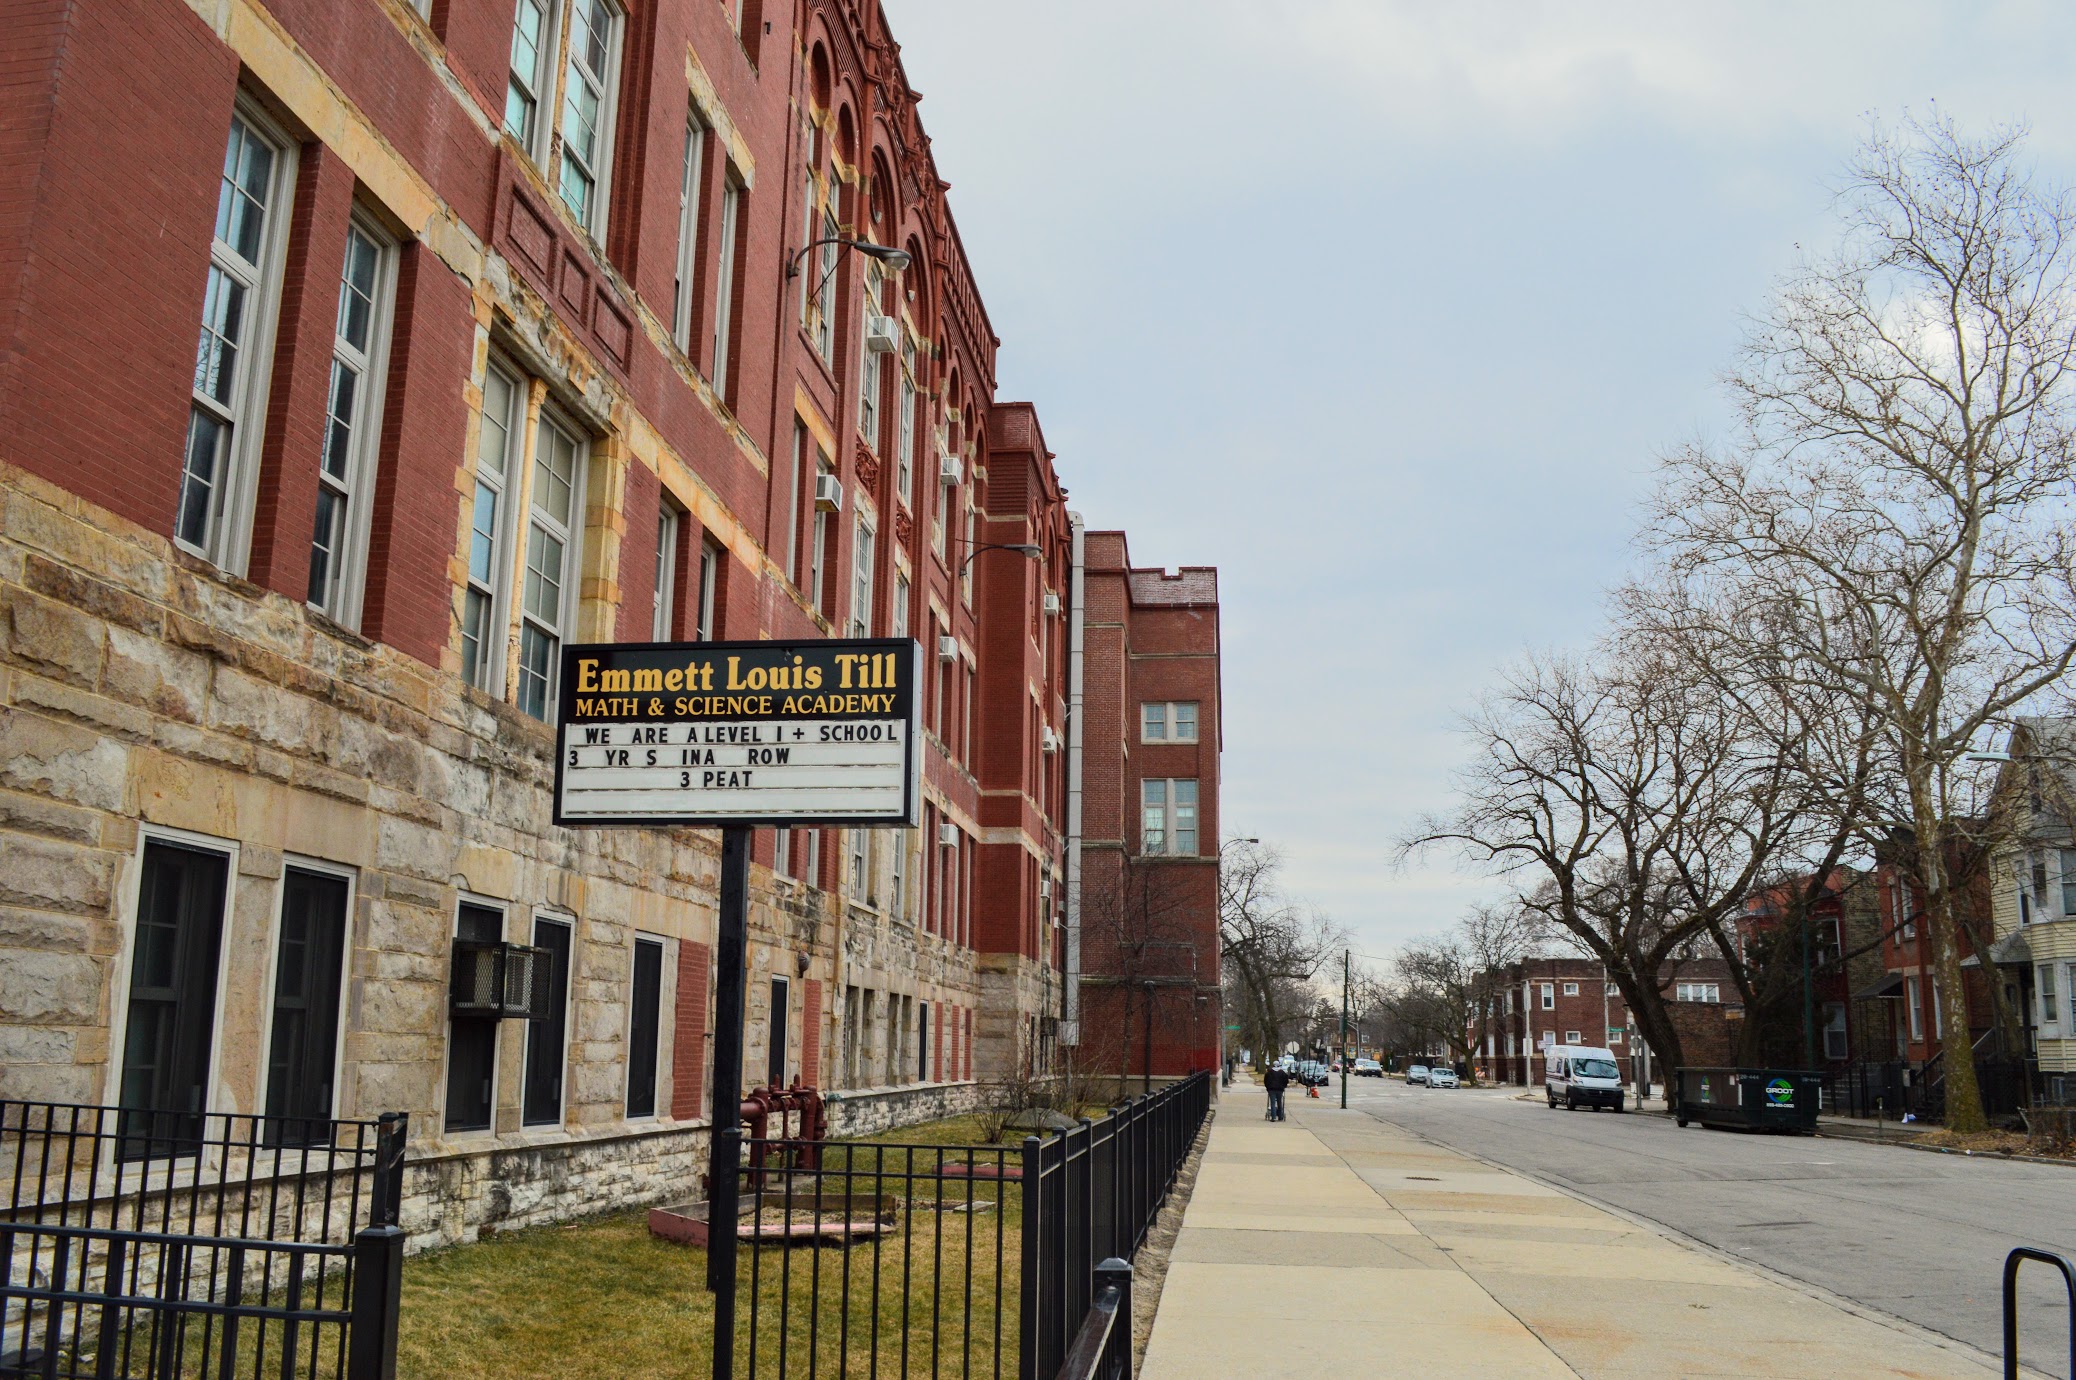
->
880;1;2076;968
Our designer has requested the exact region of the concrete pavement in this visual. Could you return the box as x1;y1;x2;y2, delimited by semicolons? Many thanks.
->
1140;1078;2004;1378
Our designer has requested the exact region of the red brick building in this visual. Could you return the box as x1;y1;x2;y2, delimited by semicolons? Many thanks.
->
0;0;1142;1238
1476;957;1738;1087
1069;534;1223;1087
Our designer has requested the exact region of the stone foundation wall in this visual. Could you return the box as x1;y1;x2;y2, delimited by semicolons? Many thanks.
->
823;1079;985;1139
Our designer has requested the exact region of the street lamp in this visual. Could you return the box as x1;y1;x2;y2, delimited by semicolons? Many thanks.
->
785;236;911;281
954;541;1041;576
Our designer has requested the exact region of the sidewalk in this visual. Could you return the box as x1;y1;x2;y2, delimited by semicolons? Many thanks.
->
1140;1079;2000;1378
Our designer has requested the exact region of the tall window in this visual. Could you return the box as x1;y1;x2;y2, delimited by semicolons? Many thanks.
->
859;263;884;444
309;219;393;625
849;828;867;898
1140;779;1198;856
181;110;292;569
918;1003;930;1081
891;829;909;918
1140;702;1199;743
266;865;350;1140
2044;965;2062;1026
672;112;706;354
815;206;840;362
652;506;679;640
696;540;721;640
519;415;584;719
626;936;663;1118
781;423;804;584
767;977;790;1086
446;903;502;1132
711;172;743;398
960;507;976;605
464;363;523;692
892;573;910;641
809;453;833;615
505;0;557;159
896;337;917;504
2060;850;2076;916
557;0;621;235
523;915;573;1125
932;431;953;559
850;517;875;637
120;839;230;1154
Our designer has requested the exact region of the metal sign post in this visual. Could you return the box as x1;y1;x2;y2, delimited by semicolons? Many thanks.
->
548;638;921;1380
705;827;749;1376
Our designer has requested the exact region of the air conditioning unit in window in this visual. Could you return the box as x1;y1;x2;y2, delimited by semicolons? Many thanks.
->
938;451;962;484
1041;727;1061;755
864;313;901;355
937;635;958;662
814;473;844;513
1038;876;1053;900
1042;591;1062;616
450;940;549;1020
937;823;960;847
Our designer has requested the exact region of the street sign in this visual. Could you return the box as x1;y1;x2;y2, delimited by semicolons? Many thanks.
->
552;638;921;828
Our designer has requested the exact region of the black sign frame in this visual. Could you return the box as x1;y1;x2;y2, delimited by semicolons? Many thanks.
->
550;637;923;829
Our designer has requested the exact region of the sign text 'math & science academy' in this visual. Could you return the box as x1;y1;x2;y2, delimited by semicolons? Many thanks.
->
551;638;921;829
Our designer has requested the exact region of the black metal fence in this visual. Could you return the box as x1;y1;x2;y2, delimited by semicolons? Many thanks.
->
1055;1260;1129;1380
1822;1056;2038;1122
1021;1073;1211;1380
733;1071;1213;1380
0;1102;407;1380
733;1137;1020;1378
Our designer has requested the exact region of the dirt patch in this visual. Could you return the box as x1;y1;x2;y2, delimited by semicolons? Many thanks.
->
1916;1127;2072;1158
1128;1107;1215;1371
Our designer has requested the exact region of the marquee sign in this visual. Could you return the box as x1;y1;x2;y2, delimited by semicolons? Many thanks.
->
552;638;921;828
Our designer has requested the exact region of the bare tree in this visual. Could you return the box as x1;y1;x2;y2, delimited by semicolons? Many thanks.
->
1403;649;1801;1105
1648;116;2076;1129
1218;841;1343;1064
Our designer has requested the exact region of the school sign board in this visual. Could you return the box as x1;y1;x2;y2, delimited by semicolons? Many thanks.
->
552;638;921;828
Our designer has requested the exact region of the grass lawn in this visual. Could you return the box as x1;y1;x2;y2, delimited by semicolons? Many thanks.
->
395;1115;1025;1379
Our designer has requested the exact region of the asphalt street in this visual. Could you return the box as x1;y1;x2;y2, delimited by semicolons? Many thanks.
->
1337;1075;2076;1368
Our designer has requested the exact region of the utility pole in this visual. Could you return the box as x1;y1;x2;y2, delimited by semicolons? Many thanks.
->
1802;906;1816;1071
1340;949;1350;1109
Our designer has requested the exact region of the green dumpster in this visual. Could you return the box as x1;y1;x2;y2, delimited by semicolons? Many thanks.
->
1674;1067;1822;1134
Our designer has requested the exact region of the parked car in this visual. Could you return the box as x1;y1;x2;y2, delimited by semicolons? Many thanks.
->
1546;1046;1626;1111
1354;1058;1383;1077
1426;1067;1459;1089
1300;1061;1330;1087
1406;1064;1430;1086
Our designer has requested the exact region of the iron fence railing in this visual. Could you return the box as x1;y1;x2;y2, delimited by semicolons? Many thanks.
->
1055;1260;1130;1380
0;1101;407;1380
732;1070;1213;1380
1022;1073;1211;1380
733;1136;1019;1379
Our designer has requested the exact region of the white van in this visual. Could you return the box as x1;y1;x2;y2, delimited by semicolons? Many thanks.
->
1545;1046;1626;1112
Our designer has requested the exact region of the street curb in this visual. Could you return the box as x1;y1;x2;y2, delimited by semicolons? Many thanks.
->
1343;1097;2031;1380
1817;1130;2076;1170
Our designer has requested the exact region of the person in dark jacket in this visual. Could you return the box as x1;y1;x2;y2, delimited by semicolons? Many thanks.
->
1263;1063;1290;1121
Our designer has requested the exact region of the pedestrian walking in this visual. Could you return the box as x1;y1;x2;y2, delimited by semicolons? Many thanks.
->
1263;1062;1289;1122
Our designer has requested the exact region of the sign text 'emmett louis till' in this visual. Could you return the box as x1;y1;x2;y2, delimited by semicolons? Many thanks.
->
551;639;921;828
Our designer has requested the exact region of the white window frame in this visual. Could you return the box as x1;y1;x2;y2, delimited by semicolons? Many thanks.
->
896;338;917;504
1540;984;1554;1010
107;825;243;1139
1564;1031;1582;1045
464;359;526;695
859;263;884;444
849;827;867;899
444;894;507;1137
2040;964;2059;1029
308;216;396;630
1140;778;1199;857
556;0;623;238
672;110;706;354
624;933;668;1121
1562;982;1579;997
652;505;679;640
257;855;358;1131
850;516;875;638
518;410;587;720
1140;701;1200;744
891;828;909;919
892;572;910;641
695;539;720;641
522;909;577;1128
711;171;743;397
179;103;297;575
505;0;560;162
